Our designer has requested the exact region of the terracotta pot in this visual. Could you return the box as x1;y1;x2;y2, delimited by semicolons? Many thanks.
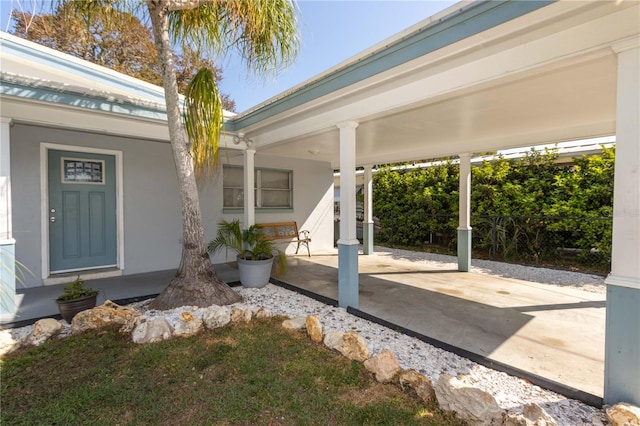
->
56;294;98;323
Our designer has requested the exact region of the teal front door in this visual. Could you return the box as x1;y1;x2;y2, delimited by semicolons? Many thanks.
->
48;150;117;273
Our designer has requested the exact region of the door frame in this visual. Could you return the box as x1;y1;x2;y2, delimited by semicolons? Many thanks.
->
40;143;124;284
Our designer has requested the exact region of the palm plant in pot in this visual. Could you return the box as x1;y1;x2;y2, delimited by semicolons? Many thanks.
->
56;275;99;323
208;219;286;288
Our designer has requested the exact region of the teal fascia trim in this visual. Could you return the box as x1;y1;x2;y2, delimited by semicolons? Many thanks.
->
338;243;359;309
229;0;555;131
2;36;166;103
0;81;168;122
605;284;640;406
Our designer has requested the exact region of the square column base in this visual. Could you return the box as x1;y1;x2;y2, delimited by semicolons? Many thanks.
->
457;229;472;272
363;222;374;255
605;282;640;405
338;241;359;309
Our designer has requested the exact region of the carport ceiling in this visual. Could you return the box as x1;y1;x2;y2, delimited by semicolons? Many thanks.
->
257;55;616;167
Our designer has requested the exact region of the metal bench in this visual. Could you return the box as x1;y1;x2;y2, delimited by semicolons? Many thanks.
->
257;221;311;257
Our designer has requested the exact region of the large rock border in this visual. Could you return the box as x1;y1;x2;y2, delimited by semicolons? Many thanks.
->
9;301;635;425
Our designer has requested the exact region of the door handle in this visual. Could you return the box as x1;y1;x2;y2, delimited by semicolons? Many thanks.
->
50;216;56;223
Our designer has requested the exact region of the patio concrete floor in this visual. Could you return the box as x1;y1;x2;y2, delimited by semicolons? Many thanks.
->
279;250;605;403
1;249;605;404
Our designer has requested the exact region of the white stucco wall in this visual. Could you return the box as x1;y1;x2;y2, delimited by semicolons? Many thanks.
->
10;123;335;287
207;152;335;264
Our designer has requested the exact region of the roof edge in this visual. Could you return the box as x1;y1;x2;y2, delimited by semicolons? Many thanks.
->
228;0;555;132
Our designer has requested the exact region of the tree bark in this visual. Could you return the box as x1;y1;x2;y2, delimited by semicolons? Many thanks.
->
146;0;241;310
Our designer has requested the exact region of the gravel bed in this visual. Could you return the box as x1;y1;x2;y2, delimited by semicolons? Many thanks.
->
1;248;608;425
372;246;606;294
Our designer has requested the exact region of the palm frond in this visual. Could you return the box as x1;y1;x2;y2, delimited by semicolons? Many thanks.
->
225;0;300;77
169;0;299;79
183;67;223;180
207;219;245;258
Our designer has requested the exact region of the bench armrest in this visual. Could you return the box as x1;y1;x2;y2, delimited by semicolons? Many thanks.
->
298;230;311;240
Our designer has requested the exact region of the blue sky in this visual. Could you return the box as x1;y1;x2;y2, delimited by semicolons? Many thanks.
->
1;0;458;112
219;1;458;112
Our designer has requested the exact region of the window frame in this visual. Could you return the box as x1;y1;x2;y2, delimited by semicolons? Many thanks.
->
222;165;294;211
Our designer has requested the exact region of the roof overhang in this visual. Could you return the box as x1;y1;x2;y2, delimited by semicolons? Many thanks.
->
227;0;638;169
0;31;236;145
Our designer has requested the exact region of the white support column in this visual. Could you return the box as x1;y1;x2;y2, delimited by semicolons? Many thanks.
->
457;152;472;272
243;148;256;228
0;117;16;314
337;121;359;309
604;39;640;406
363;165;374;255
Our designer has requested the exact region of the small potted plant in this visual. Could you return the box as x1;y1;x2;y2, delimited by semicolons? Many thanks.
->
208;219;286;288
56;275;99;323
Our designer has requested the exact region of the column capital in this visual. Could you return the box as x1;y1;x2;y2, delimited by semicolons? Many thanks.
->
611;37;640;54
458;152;472;160
0;117;13;126
336;121;359;130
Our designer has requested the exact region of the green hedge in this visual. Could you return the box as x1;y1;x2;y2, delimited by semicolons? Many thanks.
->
372;147;614;269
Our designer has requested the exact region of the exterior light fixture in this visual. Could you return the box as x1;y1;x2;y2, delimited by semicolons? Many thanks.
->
233;133;253;147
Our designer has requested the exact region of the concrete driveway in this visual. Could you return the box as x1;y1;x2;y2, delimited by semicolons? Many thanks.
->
278;249;606;400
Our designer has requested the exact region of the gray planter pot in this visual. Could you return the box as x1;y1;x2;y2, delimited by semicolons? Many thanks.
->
56;294;98;323
237;255;274;288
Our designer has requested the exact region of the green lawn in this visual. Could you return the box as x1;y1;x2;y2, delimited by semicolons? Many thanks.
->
1;317;465;425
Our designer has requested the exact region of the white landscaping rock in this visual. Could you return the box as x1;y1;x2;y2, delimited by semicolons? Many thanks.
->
364;349;401;383
231;307;252;324
323;330;344;351
0;329;20;355
173;311;203;336
503;403;558;426
132;317;174;344
306;315;323;342
202;305;231;329
21;318;63;347
435;374;505;426
282;316;306;330
607;402;640;426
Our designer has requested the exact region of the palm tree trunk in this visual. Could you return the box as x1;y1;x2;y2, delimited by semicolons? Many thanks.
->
146;1;241;310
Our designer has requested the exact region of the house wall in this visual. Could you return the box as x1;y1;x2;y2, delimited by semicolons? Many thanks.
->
10;124;335;287
207;153;335;263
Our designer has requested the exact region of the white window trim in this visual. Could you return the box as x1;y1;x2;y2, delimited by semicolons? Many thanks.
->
223;165;293;210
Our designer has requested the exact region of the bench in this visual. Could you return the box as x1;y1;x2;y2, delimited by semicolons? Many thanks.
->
257;221;311;257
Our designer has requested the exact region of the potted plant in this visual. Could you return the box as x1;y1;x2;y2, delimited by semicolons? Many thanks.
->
56;275;99;323
208;219;286;288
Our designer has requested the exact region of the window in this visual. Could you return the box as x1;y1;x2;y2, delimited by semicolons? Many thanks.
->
223;166;244;208
62;158;105;184
223;165;293;209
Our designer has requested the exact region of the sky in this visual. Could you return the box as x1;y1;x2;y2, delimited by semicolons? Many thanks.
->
0;0;458;113
217;1;459;112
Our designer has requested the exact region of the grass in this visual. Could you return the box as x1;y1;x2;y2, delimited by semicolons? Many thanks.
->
1;317;465;425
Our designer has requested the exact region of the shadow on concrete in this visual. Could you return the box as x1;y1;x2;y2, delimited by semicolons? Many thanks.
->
281;259;533;358
514;300;606;312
